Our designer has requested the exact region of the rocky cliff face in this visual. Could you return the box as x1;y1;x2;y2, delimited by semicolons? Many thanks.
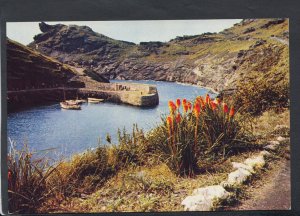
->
7;39;109;91
28;19;289;92
7;39;79;90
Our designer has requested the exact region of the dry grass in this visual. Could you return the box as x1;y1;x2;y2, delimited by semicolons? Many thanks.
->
251;109;290;138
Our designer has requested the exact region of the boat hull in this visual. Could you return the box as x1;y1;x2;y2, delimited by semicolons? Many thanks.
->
88;98;104;103
60;102;81;110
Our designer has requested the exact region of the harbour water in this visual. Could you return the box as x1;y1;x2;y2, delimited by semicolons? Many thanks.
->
7;80;213;159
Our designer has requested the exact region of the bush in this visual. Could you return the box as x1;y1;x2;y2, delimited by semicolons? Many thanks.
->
233;73;289;116
47;146;114;198
7;141;55;213
147;95;252;177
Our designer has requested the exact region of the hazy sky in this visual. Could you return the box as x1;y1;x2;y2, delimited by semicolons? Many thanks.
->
7;20;242;45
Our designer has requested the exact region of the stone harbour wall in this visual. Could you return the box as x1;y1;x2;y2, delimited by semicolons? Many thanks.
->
7;82;159;112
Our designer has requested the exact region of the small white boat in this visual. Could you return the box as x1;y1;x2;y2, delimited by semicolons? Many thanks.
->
60;102;81;110
88;98;104;103
75;99;87;104
65;100;79;105
66;99;86;105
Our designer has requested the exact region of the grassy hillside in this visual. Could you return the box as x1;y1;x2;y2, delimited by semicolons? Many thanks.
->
7;39;79;90
28;19;289;91
7;38;109;91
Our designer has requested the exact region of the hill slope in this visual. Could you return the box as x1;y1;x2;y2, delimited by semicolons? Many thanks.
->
28;19;289;92
7;39;109;91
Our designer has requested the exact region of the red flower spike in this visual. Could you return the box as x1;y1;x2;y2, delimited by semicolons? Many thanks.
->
183;104;188;113
8;171;12;181
167;116;173;126
229;107;235;117
176;113;181;123
210;101;217;110
205;94;211;104
182;98;187;106
187;102;192;111
215;98;221;105
176;98;181;108
223;103;229;113
168;100;177;113
193;103;201;118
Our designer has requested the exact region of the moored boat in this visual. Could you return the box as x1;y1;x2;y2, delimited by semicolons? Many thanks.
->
65;99;86;105
65;100;79;105
75;99;87;104
88;98;104;103
60;102;81;110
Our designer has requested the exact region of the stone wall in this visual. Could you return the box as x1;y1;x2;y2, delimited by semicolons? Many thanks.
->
7;82;159;112
78;82;159;107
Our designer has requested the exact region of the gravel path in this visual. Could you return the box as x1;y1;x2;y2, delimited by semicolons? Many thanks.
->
271;36;289;46
229;159;291;210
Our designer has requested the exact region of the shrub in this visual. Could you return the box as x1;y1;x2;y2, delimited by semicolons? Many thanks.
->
7;140;56;213
47;146;114;197
148;95;253;177
233;73;289;116
107;124;149;168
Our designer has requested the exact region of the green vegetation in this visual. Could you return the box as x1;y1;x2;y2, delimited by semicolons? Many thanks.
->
8;95;264;213
233;45;289;115
7;18;290;213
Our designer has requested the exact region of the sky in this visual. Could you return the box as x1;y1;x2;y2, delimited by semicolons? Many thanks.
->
6;19;242;45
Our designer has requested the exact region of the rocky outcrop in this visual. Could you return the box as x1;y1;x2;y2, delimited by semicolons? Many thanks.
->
28;19;289;92
7;39;109;91
7;39;78;90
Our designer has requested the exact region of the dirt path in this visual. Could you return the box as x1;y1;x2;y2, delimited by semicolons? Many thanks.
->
228;158;291;210
271;36;289;46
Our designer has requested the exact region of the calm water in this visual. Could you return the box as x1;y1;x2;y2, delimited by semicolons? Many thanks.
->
7;80;213;159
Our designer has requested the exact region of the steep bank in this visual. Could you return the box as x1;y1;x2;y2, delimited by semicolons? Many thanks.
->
28;19;289;92
7;39;109;91
7;39;112;110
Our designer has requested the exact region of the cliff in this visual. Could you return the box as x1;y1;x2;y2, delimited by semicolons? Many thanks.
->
28;19;289;92
7;39;109;91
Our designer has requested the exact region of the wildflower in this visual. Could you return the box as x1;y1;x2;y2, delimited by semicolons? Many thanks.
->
168;100;177;113
210;101;217;110
167;116;173;126
197;96;205;109
229;107;235;117
8;171;12;181
223;103;229;113
193;103;201;118
182;98;187;105
187;102;192;111
175;113;181;123
167;115;174;136
205;94;211;104
183;104;189;113
176;98;180;109
214;98;221;105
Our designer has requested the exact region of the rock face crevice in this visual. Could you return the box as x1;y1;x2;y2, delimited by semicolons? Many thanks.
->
28;19;289;92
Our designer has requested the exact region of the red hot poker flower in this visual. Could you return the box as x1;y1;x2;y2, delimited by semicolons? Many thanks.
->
210;101;217;110
229;107;235;117
175;113;181;123
8;171;12;181
205;94;211;104
176;98;181;108
182;98;187;106
168;100;177;113
198;97;205;109
167;116;173;126
187;102;192;111
223;103;229;113
183;104;189;113
193;103;201;118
